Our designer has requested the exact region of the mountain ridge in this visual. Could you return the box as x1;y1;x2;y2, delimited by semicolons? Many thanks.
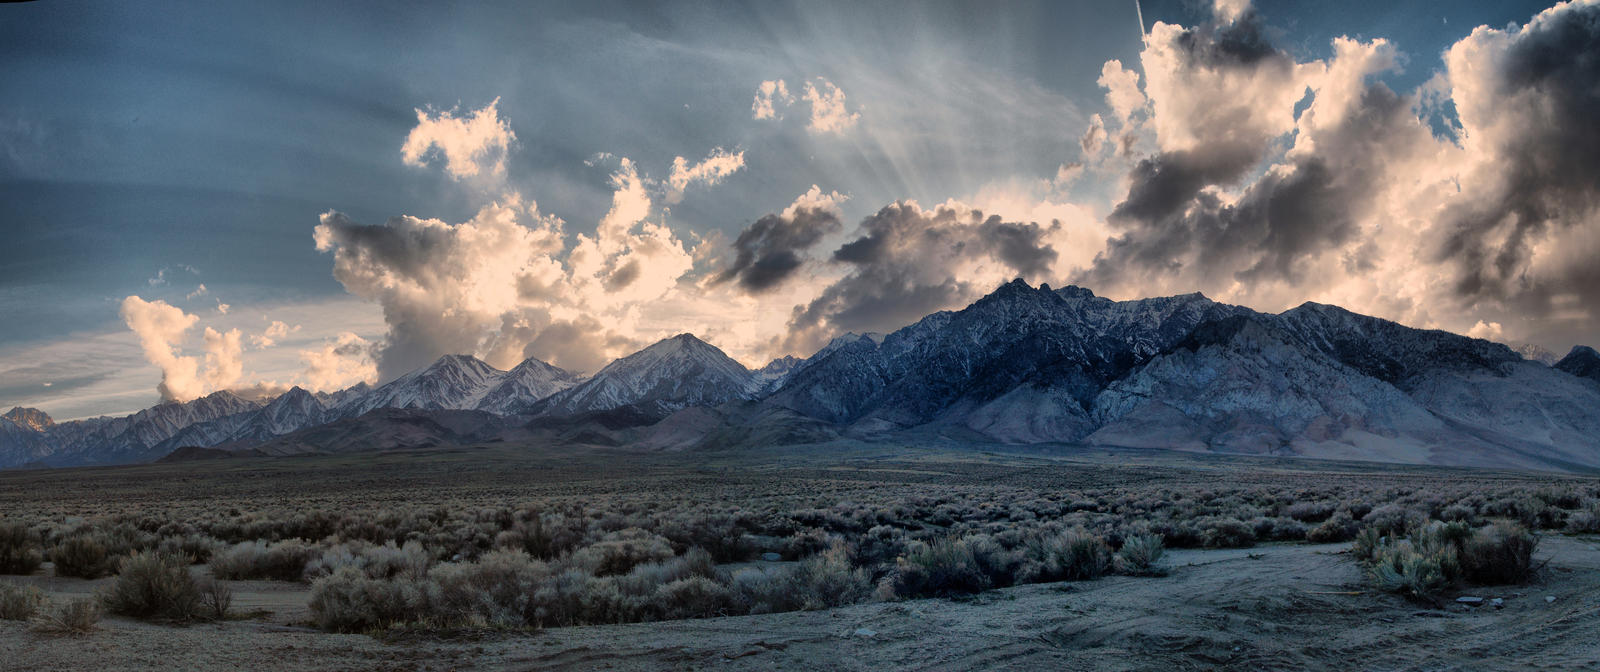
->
6;281;1600;472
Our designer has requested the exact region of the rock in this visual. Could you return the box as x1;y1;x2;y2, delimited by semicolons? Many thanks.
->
853;628;877;638
1491;598;1504;608
1547;596;1557;603
1456;596;1484;605
761;552;782;562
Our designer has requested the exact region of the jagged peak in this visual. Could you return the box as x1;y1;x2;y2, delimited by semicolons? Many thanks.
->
3;406;54;431
1052;284;1097;301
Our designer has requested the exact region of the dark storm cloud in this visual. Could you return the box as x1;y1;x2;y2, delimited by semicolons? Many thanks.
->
784;202;1059;352
715;206;842;293
1085;82;1415;289
1437;0;1600;303
1174;12;1279;67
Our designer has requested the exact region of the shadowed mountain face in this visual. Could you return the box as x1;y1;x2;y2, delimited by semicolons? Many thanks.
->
5;281;1600;472
1556;346;1600;385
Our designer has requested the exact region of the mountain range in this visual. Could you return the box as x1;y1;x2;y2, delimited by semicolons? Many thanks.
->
5;280;1599;472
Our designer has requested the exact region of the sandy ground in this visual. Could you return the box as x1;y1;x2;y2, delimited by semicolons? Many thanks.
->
3;536;1598;671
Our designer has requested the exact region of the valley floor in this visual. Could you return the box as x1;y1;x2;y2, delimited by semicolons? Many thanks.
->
3;443;1599;670
3;536;1598;671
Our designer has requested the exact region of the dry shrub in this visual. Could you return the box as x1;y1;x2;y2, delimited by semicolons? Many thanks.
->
1020;527;1111;583
1114;534;1166;576
308;566;428;632
1565;501;1600;533
1359;520;1538;600
304;540;429;581
30;597;101;636
886;537;993;598
426;549;547;628
0;581;45;620
102;551;203;621
51;534;119;579
198;576;233;620
1458;522;1538;585
1199;518;1256;549
654;577;734;620
210;539;320;581
0;523;44;575
1306;513;1358;543
567;529;675;576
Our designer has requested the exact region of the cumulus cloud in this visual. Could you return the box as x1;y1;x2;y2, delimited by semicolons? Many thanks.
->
313;194;569;379
202;326;243;390
251;320;300;349
120;297;251;402
666;147;745;204
751;80;792;120
752;77;861;135
400;97;516;180
1433;1;1600;319
802;77;860;134
120;296;202;401
1097;60;1147;130
299;332;377;392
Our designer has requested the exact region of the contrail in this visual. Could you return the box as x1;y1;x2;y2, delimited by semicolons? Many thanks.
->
1135;0;1146;41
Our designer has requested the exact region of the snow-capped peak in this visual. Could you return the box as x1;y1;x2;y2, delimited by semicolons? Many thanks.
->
535;333;754;418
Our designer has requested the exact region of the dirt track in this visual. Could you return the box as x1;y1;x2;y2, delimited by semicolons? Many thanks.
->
4;536;1598;671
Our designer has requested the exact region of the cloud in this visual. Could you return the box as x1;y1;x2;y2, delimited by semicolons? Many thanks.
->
299;331;377;392
1097;60;1147;129
1066;0;1600;354
202;326;243;390
313;194;569;379
251;320;301;348
1080;113;1106;157
1433;1;1600;317
714;187;846;293
186;284;208;299
400;97;516;180
752;77;861;135
666;147;745;204
751;80;792;120
119;296;202;401
119;296;264;402
146;264;198;287
785;201;1061;353
802;77;860;134
1213;0;1252;25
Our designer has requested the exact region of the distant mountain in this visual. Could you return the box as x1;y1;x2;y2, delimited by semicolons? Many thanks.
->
1513;343;1560;365
8;281;1600;472
532;334;755;419
3;407;54;432
476;358;584;415
339;354;505;417
7;391;265;467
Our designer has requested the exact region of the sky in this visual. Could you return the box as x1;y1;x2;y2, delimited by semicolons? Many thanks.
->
1;0;1595;420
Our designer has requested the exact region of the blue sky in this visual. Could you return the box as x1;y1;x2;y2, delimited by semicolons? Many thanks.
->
0;0;1590;419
